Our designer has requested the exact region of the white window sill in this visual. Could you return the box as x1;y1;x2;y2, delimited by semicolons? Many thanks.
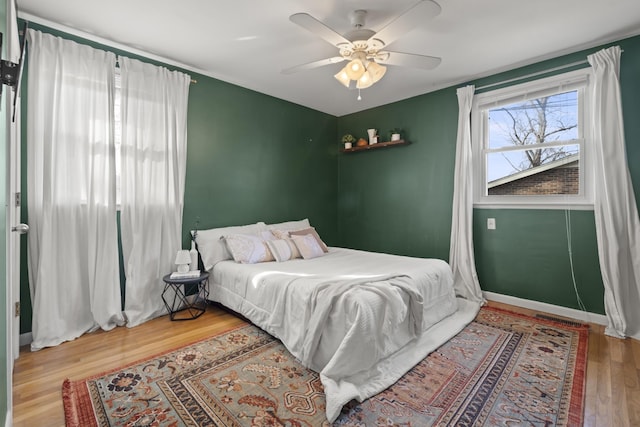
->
473;202;594;211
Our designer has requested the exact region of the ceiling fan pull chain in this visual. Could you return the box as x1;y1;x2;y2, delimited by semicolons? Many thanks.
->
357;88;362;101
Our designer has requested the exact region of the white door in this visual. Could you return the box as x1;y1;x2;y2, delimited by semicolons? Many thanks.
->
7;86;22;360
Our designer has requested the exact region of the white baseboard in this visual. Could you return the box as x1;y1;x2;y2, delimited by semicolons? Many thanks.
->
483;291;608;326
18;332;32;348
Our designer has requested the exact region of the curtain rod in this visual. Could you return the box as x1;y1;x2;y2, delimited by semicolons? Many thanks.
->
475;59;588;92
113;54;197;84
475;48;624;92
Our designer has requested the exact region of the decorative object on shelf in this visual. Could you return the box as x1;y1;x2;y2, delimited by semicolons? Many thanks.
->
356;137;368;147
342;133;355;149
341;139;408;153
367;128;377;144
175;249;191;273
389;128;402;141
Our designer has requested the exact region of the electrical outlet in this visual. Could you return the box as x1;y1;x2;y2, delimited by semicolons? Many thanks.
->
487;218;496;230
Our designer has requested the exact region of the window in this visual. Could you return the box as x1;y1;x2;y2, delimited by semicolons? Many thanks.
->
472;69;593;209
115;68;122;207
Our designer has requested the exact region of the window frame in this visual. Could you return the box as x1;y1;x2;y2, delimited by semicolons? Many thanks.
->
471;68;594;210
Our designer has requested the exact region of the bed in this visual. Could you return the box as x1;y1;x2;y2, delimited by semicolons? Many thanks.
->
196;220;481;422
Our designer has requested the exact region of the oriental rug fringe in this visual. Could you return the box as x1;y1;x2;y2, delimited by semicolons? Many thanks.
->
63;306;588;426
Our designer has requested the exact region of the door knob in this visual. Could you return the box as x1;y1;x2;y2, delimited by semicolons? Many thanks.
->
11;223;29;234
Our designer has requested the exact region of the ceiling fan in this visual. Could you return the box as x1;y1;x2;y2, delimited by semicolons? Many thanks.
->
283;1;442;92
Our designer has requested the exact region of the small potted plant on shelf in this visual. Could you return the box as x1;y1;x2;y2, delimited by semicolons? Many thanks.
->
342;134;355;149
389;128;402;141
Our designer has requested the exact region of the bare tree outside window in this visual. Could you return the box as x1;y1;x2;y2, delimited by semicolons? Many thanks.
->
486;91;580;195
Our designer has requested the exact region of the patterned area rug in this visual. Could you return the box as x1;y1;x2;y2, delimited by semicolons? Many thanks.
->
63;306;588;426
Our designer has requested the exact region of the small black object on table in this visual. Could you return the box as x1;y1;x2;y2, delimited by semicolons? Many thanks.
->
161;272;210;320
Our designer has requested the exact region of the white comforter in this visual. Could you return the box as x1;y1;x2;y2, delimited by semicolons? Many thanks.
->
208;247;479;422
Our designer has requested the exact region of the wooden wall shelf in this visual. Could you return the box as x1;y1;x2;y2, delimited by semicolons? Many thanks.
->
341;139;409;153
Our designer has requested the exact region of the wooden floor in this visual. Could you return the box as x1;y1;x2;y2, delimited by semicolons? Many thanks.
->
11;301;640;427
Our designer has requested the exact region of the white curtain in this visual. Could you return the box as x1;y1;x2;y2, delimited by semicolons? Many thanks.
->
449;85;484;303
588;46;640;339
119;57;190;327
26;30;124;350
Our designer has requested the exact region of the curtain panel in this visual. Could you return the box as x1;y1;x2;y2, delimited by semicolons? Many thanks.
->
26;29;124;350
119;57;190;327
26;29;191;347
449;85;484;303
588;46;640;339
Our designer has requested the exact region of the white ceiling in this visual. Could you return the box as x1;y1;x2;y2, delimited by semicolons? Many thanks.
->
16;0;640;117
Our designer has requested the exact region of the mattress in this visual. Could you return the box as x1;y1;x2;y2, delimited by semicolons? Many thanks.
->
207;247;480;421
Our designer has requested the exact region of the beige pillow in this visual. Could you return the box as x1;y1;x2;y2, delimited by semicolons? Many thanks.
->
291;234;325;259
266;239;298;262
224;234;274;264
289;227;329;252
265;229;302;260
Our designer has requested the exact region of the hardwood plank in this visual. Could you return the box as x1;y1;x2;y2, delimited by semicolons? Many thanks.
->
633;336;640;370
595;334;613;427
610;359;629;426
624;338;640;427
583;329;600;427
610;333;624;363
12;301;638;426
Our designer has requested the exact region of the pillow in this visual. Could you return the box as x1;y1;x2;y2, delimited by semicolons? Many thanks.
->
260;230;277;241
267;239;292;262
289;227;329;252
224;234;274;264
291;234;325;259
266;239;300;262
266;218;311;232
195;222;266;270
264;229;303;260
269;229;291;239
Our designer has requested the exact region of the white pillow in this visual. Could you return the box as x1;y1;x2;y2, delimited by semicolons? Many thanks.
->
292;234;325;259
224;234;274;264
266;238;302;262
195;222;266;270
266;218;311;232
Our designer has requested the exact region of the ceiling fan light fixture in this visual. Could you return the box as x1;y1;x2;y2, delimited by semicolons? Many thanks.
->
345;58;365;80
367;61;387;83
334;68;351;88
356;70;374;89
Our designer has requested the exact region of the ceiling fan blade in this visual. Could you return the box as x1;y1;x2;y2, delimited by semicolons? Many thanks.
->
290;13;352;48
377;51;441;70
369;0;441;48
282;56;345;74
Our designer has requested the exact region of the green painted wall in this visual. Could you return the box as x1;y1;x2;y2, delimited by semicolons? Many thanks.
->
18;23;338;333
337;34;640;314
183;76;338;241
473;209;603;310
337;87;458;261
